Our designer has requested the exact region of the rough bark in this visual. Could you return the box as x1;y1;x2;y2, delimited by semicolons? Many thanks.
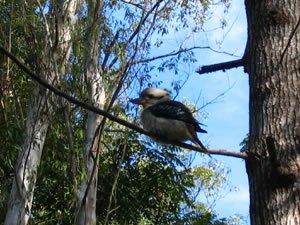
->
244;0;300;224
74;1;105;224
4;1;78;224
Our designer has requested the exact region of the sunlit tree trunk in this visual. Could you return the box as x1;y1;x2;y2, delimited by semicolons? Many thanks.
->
4;1;78;224
74;1;105;224
245;0;300;224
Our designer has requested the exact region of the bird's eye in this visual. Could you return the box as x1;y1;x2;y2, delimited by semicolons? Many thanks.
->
145;93;165;99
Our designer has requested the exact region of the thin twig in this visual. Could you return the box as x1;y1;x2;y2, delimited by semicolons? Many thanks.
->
104;133;129;224
62;101;78;196
195;83;234;111
108;0;163;69
135;46;240;65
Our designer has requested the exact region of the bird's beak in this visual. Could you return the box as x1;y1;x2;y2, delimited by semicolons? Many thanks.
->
129;97;143;105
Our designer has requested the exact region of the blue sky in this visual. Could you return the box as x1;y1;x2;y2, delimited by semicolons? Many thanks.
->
144;0;249;223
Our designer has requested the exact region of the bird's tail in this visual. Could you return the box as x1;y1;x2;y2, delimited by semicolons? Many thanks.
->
195;137;208;153
189;125;209;154
198;127;207;133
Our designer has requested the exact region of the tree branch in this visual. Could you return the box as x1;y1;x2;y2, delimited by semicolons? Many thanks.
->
0;44;248;159
196;58;245;74
135;46;240;65
108;0;163;69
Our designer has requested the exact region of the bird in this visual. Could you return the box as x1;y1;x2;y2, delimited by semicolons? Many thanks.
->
130;87;207;152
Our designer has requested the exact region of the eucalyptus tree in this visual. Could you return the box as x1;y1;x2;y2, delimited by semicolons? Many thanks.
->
3;0;79;224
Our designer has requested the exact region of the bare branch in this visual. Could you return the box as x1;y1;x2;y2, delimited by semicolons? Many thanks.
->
121;0;146;10
102;30;120;70
121;0;169;19
166;141;247;159
196;58;244;74
197;85;234;111
36;0;53;49
62;101;78;195
0;45;248;160
104;134;129;225
135;46;240;65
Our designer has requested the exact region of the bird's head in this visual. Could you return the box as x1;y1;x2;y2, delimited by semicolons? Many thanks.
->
130;88;171;109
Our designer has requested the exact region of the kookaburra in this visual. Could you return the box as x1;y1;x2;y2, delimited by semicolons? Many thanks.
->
130;88;207;151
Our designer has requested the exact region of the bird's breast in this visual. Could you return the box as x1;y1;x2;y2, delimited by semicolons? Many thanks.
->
141;110;193;142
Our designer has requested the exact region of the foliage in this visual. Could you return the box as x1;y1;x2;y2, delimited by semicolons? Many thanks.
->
240;134;249;153
0;107;235;224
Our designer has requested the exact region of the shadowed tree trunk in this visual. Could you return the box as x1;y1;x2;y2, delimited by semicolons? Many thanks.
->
244;0;300;224
74;1;105;224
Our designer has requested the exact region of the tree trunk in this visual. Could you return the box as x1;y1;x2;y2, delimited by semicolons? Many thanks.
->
4;1;78;224
244;0;300;224
4;88;51;225
74;1;105;224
